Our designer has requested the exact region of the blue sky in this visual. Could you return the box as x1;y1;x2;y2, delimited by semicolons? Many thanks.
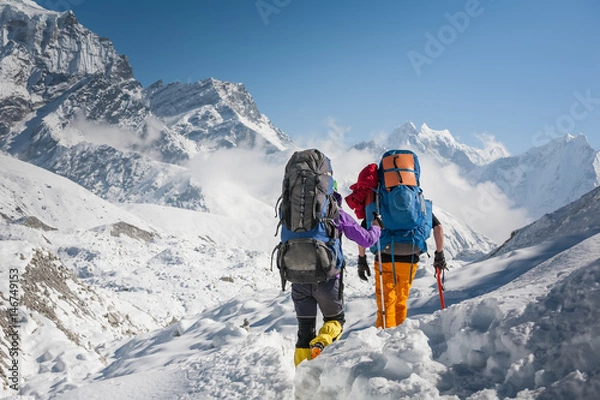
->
35;0;600;154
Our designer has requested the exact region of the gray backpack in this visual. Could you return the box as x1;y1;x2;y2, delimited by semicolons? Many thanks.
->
273;149;343;289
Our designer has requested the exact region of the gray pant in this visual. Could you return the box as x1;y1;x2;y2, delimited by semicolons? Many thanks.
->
292;278;344;319
292;278;345;348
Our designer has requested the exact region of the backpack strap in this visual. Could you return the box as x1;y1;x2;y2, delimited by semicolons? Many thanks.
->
392;155;405;185
270;243;287;291
337;261;345;300
274;195;283;236
280;270;287;292
390;234;418;286
274;195;282;217
409;243;416;285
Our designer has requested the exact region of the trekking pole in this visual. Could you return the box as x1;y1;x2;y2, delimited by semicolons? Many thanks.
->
376;237;386;328
375;188;386;328
436;269;445;310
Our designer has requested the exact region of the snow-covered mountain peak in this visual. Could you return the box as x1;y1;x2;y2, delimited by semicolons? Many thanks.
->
397;121;419;134
550;132;591;151
468;133;599;220
0;1;131;80
419;122;454;140
0;0;51;15
145;77;292;152
521;133;597;172
380;122;508;168
384;121;418;146
560;132;595;147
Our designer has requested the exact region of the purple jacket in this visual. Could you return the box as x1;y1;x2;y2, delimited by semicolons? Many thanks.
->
337;209;381;248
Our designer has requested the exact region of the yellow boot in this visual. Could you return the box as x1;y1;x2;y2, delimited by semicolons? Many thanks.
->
294;348;312;367
309;320;343;359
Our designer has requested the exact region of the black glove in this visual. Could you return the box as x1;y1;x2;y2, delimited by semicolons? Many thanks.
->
358;255;371;281
371;212;384;229
433;250;447;272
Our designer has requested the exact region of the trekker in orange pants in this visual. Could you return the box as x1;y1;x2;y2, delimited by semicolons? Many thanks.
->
358;215;445;328
373;260;417;328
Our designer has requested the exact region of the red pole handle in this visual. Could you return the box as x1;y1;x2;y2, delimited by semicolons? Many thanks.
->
436;271;446;310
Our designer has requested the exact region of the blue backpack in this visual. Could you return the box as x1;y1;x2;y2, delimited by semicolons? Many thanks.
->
366;150;433;257
273;149;343;290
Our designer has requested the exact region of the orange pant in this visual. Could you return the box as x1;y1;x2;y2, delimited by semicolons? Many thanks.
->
374;261;418;328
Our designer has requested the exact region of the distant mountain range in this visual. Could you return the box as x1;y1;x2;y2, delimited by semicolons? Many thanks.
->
1;0;599;221
354;121;511;167
356;122;599;220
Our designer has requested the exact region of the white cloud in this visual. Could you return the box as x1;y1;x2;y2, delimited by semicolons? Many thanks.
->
475;131;511;158
186;147;285;251
63;114;163;159
419;156;531;243
188;118;528;245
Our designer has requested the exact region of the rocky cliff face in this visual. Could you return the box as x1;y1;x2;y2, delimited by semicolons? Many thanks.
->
0;0;293;212
0;1;136;132
145;78;292;153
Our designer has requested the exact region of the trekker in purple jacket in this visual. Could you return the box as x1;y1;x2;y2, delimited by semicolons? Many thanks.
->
293;190;382;366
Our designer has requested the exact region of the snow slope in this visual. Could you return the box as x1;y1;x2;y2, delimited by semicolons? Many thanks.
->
0;154;281;395
0;154;154;233
1;151;599;399
45;219;600;399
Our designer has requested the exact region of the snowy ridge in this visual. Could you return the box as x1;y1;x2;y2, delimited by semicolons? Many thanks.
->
468;134;600;219
0;154;155;232
145;79;292;152
0;1;130;79
356;122;599;223
490;185;600;259
357;122;510;168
